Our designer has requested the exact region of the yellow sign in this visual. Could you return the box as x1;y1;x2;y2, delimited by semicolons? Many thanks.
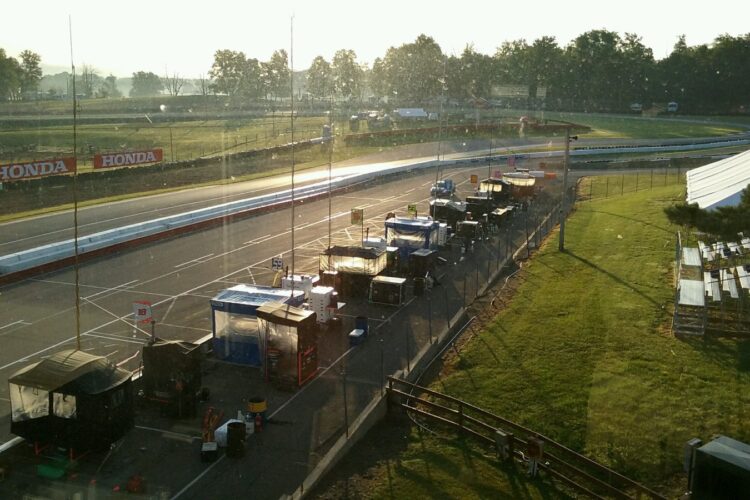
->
470;174;478;184
407;204;418;216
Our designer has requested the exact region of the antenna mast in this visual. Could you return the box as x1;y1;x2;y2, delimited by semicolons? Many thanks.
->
289;15;296;287
69;16;81;350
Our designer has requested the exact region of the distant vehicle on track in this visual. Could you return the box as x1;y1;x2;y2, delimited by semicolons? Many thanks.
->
430;179;455;197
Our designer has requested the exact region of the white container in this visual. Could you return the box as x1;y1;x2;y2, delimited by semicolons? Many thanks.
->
311;286;334;323
281;274;319;299
438;223;448;246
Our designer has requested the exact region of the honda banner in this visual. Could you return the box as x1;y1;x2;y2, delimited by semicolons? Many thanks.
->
94;148;163;169
0;157;77;182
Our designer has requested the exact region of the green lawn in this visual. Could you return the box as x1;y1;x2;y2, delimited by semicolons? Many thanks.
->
540;111;745;139
313;415;572;500
351;181;750;498
3;105;745;165
0;116;329;165
432;182;750;494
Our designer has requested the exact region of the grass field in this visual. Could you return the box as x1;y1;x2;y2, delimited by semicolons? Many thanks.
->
0;116;329;166
436;182;750;493
312;415;571;499
319;180;750;498
540;111;746;139
2;100;747;166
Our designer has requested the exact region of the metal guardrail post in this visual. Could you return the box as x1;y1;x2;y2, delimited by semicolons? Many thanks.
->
341;367;349;438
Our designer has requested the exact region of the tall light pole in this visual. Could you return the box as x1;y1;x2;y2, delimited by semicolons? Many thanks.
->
289;15;296;286
558;127;577;251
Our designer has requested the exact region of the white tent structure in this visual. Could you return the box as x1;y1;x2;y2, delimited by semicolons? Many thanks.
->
686;149;750;210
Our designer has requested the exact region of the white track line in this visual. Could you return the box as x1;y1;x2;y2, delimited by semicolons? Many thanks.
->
1;169;477;372
174;253;214;269
0;320;27;330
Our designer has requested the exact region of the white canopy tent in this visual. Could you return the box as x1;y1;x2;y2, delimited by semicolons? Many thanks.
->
686;149;750;210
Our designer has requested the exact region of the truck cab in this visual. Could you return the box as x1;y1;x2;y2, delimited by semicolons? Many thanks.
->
430;179;455;198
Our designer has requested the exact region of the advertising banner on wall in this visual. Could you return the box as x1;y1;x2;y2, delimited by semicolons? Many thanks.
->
94;148;163;169
0;157;77;182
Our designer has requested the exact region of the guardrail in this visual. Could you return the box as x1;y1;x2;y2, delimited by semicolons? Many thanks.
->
0;157;440;283
2;137;746;284
387;376;666;500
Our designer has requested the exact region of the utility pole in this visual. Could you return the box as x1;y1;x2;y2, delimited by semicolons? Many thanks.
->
559;127;577;251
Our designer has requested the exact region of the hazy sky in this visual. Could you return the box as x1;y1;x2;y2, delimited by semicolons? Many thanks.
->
3;0;748;77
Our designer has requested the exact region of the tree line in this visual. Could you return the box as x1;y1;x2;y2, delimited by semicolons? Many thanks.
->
207;30;750;114
2;29;749;113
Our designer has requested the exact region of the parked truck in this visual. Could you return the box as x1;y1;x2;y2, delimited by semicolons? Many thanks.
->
430;178;455;198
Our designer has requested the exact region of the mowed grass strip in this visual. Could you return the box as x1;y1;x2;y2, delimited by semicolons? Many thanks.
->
0;116;328;165
312;416;572;500
429;182;750;494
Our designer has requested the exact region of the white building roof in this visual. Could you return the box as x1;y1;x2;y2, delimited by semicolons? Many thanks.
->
686;149;750;210
393;108;428;118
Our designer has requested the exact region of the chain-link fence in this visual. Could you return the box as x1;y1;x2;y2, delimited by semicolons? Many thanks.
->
282;179;571;498
576;167;685;202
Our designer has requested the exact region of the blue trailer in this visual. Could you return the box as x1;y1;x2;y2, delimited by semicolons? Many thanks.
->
384;216;440;261
210;285;305;366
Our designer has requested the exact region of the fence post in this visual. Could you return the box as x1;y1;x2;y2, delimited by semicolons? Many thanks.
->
475;260;480;298
405;325;411;373
444;287;451;328
505;227;515;257
387;377;393;411
428;297;433;344
525;210;530;259
496;235;501;270
342;367;349;438
458;403;465;438
487;241;491;282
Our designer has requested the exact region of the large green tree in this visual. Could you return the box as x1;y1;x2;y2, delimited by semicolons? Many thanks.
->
306;55;331;100
376;35;444;104
209;49;246;95
331;49;363;100
98;74;121;98
0;48;22;100
447;45;494;101
239;58;265;100
19;50;42;96
130;71;163;97
264;49;290;100
562;29;624;111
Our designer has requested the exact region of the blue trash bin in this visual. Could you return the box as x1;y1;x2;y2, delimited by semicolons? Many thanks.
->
355;316;368;334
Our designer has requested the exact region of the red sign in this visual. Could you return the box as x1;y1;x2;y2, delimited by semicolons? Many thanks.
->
133;300;153;323
94;148;163;169
0;157;77;182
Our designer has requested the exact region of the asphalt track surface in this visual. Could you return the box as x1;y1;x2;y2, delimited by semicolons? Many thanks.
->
0;134;732;497
0;161;501;445
0;163;571;499
0;133;736;441
4;131;747;255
